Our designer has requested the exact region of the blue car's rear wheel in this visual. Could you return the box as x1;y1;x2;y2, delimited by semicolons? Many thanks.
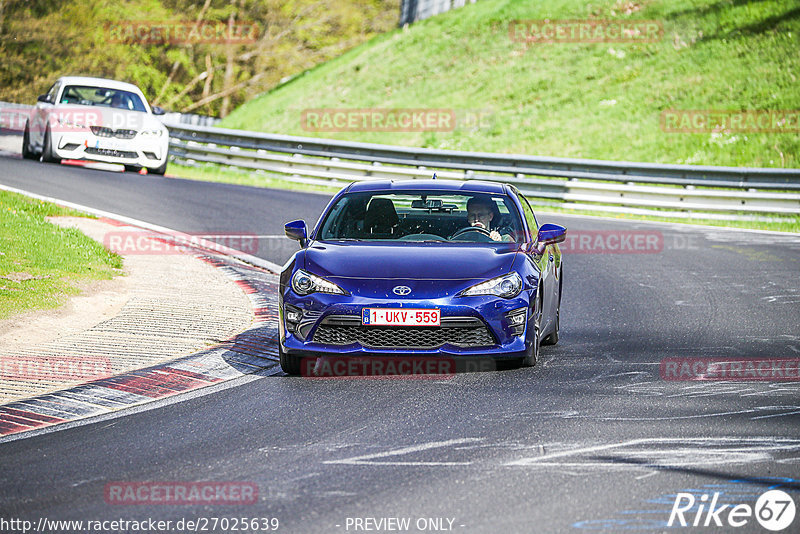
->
542;267;562;346
542;305;559;346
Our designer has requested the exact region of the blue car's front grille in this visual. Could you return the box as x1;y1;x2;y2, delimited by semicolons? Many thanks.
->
312;315;495;349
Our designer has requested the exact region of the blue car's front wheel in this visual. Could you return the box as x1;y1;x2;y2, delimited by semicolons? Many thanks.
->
522;321;540;367
280;345;302;375
522;289;543;367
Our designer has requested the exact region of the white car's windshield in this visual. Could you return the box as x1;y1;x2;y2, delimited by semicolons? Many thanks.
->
59;85;147;112
318;191;525;243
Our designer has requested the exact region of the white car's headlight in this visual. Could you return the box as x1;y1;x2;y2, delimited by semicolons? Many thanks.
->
55;117;89;129
291;269;347;296
139;129;165;137
459;272;523;299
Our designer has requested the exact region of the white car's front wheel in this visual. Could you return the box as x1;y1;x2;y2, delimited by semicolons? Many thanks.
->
147;160;167;175
40;126;61;164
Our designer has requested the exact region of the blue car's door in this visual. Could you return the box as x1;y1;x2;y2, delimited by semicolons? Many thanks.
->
518;195;555;334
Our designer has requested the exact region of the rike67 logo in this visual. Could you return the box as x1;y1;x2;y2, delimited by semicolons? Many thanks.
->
669;489;796;531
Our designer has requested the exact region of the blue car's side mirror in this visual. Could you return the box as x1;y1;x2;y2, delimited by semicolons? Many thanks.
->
538;223;567;245
285;220;308;247
535;223;566;253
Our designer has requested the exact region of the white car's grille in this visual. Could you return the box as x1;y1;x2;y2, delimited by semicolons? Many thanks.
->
90;126;137;139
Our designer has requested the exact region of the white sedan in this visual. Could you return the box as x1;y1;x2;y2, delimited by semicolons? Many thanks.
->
22;76;169;175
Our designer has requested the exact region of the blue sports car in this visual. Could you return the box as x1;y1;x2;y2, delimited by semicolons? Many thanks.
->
279;179;566;375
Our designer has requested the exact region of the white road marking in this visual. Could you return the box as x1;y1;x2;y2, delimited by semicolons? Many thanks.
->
752;408;800;420
324;438;483;466
505;437;800;469
506;440;638;466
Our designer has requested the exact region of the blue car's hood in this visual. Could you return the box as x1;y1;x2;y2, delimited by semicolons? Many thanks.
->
302;241;519;281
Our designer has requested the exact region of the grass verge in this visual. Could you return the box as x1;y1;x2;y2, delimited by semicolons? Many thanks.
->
0;190;123;319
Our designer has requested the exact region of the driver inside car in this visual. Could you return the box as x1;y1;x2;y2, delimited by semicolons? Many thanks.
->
110;92;129;110
466;196;514;242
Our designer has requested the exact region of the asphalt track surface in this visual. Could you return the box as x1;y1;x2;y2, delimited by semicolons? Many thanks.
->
1;153;800;533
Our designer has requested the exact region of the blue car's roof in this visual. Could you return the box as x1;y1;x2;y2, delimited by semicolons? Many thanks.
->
347;179;508;194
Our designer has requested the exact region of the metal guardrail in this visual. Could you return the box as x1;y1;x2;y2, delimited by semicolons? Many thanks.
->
2;101;798;220
0;102;33;133
400;0;479;26
165;122;800;221
161;111;221;128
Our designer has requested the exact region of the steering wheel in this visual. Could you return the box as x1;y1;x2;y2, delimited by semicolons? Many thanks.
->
450;226;493;240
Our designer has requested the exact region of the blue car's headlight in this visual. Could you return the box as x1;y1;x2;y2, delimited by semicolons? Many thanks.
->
291;269;348;296
459;272;523;299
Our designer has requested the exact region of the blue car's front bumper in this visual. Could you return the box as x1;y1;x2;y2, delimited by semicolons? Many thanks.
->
279;290;534;360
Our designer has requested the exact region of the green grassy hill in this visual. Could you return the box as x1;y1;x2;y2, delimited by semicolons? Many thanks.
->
221;0;800;168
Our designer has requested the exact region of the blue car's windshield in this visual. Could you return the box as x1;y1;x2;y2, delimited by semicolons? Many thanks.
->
318;191;525;243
